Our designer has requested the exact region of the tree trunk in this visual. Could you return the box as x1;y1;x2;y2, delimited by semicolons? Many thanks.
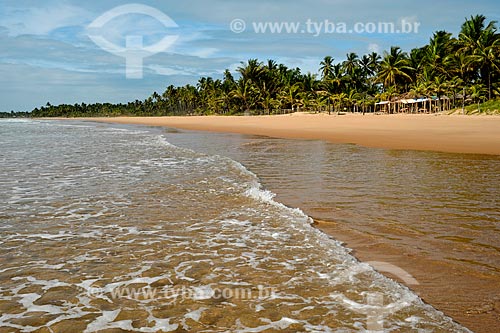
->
462;87;465;115
489;72;492;101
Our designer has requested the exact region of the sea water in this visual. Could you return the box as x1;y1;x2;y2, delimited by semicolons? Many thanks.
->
0;119;470;332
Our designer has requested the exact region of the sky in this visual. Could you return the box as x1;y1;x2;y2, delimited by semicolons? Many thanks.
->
0;0;498;111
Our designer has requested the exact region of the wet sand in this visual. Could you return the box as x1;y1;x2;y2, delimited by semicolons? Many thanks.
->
314;220;500;333
77;113;500;155
62;114;500;332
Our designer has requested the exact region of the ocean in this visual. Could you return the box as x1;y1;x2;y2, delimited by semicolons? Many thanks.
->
0;119;477;332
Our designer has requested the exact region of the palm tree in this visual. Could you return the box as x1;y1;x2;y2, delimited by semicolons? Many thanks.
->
299;73;319;111
424;31;453;78
468;84;488;113
279;83;301;112
409;47;425;76
259;91;276;114
431;76;449;112
458;15;499;99
342;52;359;77
237;59;265;90
319;56;334;81
378;85;399;113
445;51;472;83
493;82;500;99
458;15;496;54
377;47;413;91
329;64;345;93
332;92;347;114
262;59;281;100
408;81;426;98
344;88;360;112
359;55;373;77
222;70;236;89
447;77;464;110
231;79;255;115
468;41;500;99
368;52;381;73
266;59;278;72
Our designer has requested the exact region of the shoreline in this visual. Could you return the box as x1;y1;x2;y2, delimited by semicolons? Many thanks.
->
51;114;500;332
313;218;499;332
65;113;500;155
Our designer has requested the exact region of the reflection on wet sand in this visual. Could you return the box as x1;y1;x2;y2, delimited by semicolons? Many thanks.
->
162;128;500;332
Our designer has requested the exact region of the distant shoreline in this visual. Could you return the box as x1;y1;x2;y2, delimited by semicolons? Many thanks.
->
52;113;500;155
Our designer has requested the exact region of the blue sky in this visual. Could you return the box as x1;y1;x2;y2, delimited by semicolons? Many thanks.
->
0;0;498;111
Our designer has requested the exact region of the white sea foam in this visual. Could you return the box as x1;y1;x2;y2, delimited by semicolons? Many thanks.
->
83;310;121;333
184;307;206;321
0;118;33;123
236;317;300;332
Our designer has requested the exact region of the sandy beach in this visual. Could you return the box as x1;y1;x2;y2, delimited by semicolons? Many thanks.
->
80;113;500;155
70;113;500;332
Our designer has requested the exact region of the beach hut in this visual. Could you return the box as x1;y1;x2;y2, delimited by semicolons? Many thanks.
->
396;98;416;113
375;101;390;113
415;98;430;113
397;98;437;113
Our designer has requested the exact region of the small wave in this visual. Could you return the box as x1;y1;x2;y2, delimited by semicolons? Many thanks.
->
0;118;33;123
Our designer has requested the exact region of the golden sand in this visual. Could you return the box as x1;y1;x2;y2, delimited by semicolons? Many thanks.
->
79;113;500;155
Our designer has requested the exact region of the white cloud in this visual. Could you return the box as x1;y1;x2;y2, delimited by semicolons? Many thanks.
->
0;4;91;36
1;0;499;111
147;65;195;76
188;47;219;58
274;56;322;74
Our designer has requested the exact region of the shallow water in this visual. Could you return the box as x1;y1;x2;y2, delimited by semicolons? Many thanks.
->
160;128;500;278
0;120;473;332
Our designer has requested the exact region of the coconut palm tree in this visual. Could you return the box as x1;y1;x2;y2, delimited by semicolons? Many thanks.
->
279;83;302;112
319;56;334;81
468;84;488;113
424;31;453;78
458;15;496;54
368;52;381;73
344;88;360;112
431;76;449;112
231;79;255;115
359;55;373;77
445;51;472;83
458;15;499;98
447;77;465;110
332;92;347;114
237;59;265;85
377;47;413;91
468;41;500;100
342;52;359;77
329;64;345;93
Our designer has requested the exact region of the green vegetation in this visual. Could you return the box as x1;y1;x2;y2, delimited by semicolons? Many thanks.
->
0;111;30;118
452;98;500;115
30;15;500;118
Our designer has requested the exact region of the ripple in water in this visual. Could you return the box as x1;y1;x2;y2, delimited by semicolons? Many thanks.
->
0;120;469;332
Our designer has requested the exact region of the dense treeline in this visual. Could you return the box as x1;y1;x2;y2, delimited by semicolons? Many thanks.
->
0;111;30;118
31;15;499;117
